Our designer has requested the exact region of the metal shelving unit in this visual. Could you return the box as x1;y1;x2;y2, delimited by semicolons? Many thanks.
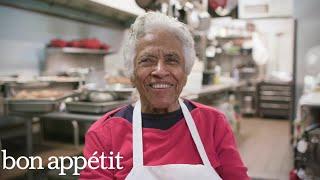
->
46;47;114;55
0;0;144;27
257;81;293;119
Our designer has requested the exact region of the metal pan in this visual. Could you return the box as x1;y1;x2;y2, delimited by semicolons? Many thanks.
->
66;99;131;114
6;92;79;113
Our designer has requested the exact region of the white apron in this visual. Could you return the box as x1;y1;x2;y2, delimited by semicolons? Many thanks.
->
125;99;222;180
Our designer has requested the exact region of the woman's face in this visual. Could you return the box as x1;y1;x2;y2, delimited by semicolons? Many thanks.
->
131;29;187;113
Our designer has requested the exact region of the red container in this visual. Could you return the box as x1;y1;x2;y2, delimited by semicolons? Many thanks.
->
100;43;110;51
68;40;82;48
67;38;108;49
82;38;101;49
50;39;67;47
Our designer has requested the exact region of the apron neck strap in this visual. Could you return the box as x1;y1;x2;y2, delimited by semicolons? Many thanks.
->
132;100;144;166
178;99;212;166
132;99;212;167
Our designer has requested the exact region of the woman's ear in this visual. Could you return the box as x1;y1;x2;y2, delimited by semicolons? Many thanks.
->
183;75;187;87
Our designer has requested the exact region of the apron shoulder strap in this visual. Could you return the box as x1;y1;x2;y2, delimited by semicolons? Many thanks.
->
132;100;144;166
178;99;212;167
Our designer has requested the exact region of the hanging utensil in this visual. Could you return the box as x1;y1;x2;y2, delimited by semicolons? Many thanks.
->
209;0;238;16
135;0;163;11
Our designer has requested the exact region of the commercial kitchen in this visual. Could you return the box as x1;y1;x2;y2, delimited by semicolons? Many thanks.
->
0;0;319;179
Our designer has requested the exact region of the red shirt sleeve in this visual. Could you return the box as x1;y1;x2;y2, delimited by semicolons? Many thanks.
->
214;113;250;180
79;127;114;179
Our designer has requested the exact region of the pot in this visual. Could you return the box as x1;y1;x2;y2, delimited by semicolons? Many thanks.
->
136;0;162;10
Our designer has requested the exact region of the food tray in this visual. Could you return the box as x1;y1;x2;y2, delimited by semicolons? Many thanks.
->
66;100;131;114
5;92;79;113
6;100;59;113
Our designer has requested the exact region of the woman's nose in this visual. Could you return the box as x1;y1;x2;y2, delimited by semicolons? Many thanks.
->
151;60;169;77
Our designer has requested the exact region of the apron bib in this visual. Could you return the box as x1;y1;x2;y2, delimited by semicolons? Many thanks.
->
126;99;222;180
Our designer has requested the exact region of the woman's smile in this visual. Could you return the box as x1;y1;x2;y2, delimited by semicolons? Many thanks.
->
148;82;173;89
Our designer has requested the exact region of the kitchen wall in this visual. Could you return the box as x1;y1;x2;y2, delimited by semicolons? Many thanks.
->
0;5;125;77
252;18;295;76
294;0;320;115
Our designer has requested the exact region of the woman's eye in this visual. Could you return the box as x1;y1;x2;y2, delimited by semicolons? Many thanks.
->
140;59;149;63
139;58;153;65
166;58;179;64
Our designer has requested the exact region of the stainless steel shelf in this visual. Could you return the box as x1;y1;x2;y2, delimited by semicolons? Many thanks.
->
0;0;144;27
47;47;114;55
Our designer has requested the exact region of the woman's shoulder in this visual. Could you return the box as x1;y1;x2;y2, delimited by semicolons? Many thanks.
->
87;105;131;133
188;100;226;118
187;100;230;130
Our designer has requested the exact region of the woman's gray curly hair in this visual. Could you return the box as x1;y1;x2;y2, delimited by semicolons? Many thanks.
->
123;12;196;77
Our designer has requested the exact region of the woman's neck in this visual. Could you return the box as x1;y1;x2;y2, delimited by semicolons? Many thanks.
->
139;101;180;114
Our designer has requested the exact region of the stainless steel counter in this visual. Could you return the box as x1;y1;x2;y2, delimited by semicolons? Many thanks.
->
182;81;247;101
41;112;103;122
198;81;246;96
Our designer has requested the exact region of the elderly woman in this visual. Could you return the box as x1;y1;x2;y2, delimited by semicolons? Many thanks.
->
80;12;249;180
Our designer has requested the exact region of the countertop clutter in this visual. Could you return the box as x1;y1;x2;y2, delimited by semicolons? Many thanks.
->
0;0;319;180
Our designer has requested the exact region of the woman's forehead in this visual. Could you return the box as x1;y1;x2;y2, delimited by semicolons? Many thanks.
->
136;30;183;54
137;47;182;57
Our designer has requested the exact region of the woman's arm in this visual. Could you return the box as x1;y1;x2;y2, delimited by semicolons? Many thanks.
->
214;113;250;180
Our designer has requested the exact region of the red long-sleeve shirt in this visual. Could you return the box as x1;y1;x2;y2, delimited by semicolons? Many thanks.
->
80;100;249;180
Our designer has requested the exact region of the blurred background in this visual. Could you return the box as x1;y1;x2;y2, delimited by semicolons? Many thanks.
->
0;0;319;179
